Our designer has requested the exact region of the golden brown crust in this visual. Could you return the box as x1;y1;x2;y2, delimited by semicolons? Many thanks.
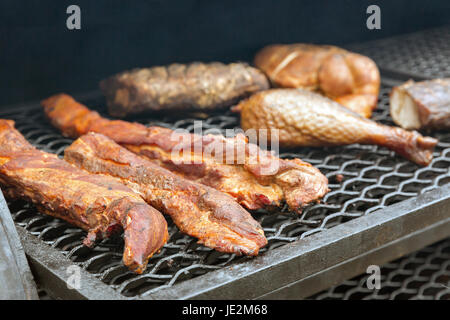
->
0;119;168;274
100;62;270;117
254;44;380;118
236;88;437;166
65;133;267;255
42;94;329;213
390;78;450;130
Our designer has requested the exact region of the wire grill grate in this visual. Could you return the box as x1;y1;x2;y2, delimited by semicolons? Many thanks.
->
310;238;450;300
1;84;449;297
347;26;450;79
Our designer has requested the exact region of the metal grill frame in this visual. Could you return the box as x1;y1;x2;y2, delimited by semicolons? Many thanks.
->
9;179;450;300
0;80;448;300
310;238;450;300
2;27;450;299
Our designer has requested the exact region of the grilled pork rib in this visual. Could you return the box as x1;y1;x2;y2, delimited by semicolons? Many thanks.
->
0;119;168;274
65;132;267;255
42;94;329;213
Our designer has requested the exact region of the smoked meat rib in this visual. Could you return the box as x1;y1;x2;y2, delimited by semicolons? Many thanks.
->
0;119;168;274
65;132;267;255
42;94;329;213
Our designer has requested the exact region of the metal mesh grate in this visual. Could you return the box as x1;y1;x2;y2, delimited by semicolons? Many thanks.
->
348;26;450;79
310;238;450;300
2;84;450;298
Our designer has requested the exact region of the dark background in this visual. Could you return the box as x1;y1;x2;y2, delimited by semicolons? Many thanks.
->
0;0;449;107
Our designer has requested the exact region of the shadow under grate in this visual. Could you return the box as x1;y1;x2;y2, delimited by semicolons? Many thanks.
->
309;238;450;300
2;83;450;298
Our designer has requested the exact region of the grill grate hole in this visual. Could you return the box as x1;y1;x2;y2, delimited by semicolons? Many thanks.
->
2;82;449;298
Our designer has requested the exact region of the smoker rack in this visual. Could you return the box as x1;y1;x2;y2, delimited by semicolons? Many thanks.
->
347;26;450;80
1;82;449;300
310;238;450;300
1;27;450;299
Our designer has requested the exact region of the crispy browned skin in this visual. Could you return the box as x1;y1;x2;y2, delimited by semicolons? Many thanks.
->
236;89;438;166
0;120;168;274
254;44;380;118
390;78;450;131
100;62;270;117
65;132;267;255
42;94;329;213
